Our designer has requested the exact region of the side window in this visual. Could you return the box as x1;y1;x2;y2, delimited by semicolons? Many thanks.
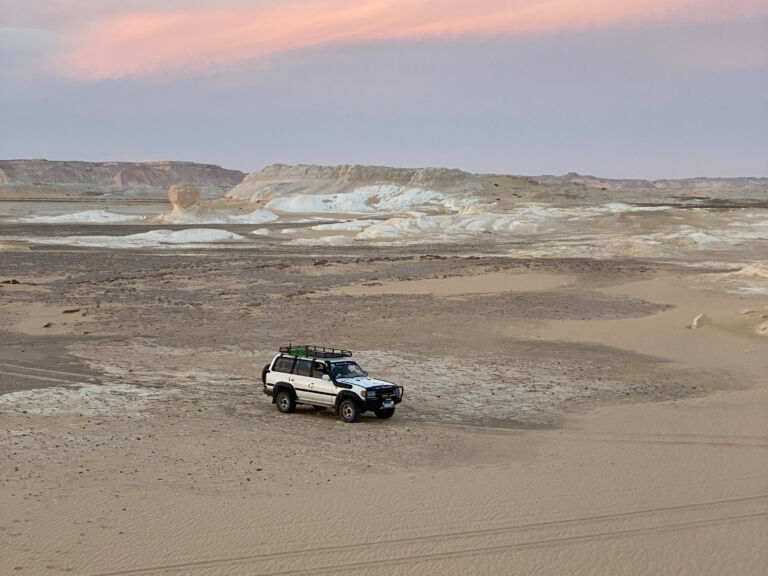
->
273;357;295;374
295;359;312;377
312;361;327;378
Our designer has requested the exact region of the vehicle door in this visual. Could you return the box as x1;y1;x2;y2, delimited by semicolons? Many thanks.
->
306;360;336;407
291;358;315;404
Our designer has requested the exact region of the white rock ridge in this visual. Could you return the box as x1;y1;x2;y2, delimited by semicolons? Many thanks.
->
226;164;484;211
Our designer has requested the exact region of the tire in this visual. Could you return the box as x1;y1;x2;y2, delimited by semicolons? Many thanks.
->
261;364;270;385
375;408;395;419
275;389;296;413
338;398;361;423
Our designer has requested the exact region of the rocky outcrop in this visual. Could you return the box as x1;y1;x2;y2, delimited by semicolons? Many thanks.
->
691;313;711;329
162;184;206;222
227;163;482;202
0;160;246;197
168;184;201;210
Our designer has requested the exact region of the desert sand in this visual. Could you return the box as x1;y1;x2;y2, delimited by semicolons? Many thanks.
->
1;165;766;575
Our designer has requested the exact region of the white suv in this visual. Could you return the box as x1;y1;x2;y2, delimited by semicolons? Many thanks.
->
262;345;403;423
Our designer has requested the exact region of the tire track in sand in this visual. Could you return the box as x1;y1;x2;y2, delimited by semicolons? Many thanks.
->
87;494;768;576
0;361;98;383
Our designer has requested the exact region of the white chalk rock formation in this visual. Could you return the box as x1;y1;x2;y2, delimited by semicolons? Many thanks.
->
168;184;201;210
225;164;484;214
691;313;711;329
164;184;205;222
162;184;279;224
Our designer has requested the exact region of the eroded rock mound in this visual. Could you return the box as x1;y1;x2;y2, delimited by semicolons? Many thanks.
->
160;184;208;222
168;184;201;210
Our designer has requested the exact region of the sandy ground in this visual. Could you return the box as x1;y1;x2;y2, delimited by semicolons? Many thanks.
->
1;220;767;574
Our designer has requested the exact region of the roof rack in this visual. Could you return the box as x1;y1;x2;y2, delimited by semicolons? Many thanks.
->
279;344;352;359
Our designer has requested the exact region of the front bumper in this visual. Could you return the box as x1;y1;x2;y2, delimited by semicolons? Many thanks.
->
362;386;403;410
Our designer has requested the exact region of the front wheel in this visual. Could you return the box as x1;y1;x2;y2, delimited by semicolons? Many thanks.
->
338;398;361;423
275;389;296;413
375;408;395;419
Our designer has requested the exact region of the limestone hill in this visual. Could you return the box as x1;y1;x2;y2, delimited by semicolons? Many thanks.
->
226;164;482;203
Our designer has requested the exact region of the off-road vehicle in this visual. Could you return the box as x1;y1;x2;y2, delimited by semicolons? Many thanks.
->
262;345;403;423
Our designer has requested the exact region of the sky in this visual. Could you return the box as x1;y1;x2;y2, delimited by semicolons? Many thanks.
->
1;0;767;178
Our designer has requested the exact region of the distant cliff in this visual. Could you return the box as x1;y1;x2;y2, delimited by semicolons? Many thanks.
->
0;160;246;196
533;172;768;192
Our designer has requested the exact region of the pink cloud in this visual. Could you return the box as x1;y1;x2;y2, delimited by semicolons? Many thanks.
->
55;0;768;80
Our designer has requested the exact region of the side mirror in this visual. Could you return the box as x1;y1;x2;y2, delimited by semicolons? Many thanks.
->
322;374;331;381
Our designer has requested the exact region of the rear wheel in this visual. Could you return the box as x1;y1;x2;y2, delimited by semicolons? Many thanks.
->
338;398;361;423
275;389;296;413
375;408;395;419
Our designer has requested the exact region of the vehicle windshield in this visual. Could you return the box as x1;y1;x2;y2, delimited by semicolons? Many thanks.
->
331;361;367;379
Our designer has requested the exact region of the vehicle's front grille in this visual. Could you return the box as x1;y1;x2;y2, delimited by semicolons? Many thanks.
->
368;386;396;400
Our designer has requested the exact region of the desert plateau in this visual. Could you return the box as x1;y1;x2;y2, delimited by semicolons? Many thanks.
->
1;160;767;575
